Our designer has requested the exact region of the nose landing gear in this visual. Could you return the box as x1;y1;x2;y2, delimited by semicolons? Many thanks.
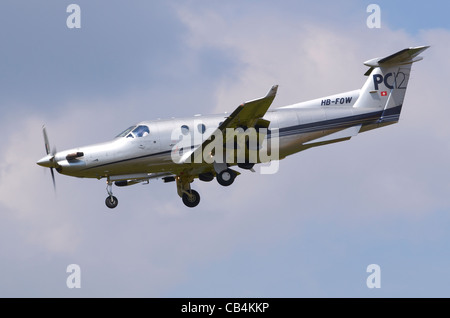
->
105;181;118;209
105;195;118;209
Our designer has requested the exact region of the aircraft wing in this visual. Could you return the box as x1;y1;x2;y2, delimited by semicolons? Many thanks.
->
180;85;278;164
216;85;278;130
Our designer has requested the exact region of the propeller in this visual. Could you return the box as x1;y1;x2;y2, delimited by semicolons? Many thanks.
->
38;125;57;191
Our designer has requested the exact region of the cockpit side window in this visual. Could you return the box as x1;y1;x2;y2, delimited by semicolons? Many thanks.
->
132;125;150;138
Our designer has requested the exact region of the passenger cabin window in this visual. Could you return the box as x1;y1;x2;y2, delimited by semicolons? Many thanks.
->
197;123;206;134
181;125;190;135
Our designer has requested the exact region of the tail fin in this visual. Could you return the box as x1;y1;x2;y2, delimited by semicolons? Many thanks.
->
354;46;429;122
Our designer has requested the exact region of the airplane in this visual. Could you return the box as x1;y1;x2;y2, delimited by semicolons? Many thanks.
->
37;46;429;209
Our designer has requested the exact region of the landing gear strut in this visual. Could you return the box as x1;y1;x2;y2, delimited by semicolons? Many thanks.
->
105;180;118;209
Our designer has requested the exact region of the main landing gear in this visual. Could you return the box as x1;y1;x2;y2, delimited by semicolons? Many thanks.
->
182;189;200;208
177;176;201;208
178;168;237;208
216;168;237;186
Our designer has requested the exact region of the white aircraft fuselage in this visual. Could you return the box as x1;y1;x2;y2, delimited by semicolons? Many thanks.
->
37;46;429;208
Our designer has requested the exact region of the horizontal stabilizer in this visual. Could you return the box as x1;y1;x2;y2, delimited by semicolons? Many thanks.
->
364;46;430;69
304;124;361;145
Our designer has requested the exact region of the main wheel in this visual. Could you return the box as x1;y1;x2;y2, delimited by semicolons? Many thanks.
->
182;189;200;208
199;172;214;182
238;162;255;170
105;195;118;209
216;169;236;186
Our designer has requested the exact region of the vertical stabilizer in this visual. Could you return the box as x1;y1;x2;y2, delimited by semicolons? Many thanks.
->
353;46;429;122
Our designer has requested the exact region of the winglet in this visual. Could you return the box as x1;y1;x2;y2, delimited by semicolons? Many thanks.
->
267;85;278;98
243;85;278;105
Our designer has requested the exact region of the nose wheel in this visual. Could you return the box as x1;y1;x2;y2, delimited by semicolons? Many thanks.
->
105;195;118;209
105;181;119;209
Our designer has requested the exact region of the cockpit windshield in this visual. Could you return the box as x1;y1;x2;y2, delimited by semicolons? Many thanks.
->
115;125;150;139
115;126;136;138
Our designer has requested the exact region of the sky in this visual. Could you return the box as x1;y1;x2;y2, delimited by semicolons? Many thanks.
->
0;0;449;298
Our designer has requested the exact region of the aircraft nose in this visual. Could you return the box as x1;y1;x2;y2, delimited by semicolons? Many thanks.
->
36;155;54;168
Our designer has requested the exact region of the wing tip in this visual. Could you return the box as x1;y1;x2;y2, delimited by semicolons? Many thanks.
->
267;85;278;97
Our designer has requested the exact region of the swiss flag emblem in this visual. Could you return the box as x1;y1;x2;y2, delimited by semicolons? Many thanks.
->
381;91;387;96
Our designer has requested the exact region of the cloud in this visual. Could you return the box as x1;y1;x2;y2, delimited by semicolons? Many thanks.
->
1;1;450;297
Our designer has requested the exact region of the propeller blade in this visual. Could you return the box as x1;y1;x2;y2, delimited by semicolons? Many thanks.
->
41;125;57;193
43;125;51;155
50;167;56;191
